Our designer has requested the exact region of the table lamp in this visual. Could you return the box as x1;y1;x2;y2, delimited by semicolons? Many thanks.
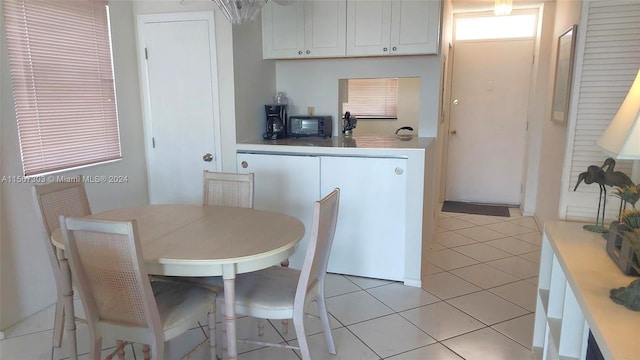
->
597;68;640;183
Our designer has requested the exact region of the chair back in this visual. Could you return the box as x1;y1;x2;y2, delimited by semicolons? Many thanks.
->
202;171;254;208
61;217;162;340
32;177;91;288
295;188;340;308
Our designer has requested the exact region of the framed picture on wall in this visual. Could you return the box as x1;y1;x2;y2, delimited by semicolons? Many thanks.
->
551;25;578;124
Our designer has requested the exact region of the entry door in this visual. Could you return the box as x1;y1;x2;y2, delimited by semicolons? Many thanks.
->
136;12;221;204
446;39;533;205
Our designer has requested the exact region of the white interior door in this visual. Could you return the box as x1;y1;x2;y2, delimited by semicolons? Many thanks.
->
446;39;533;205
137;12;221;205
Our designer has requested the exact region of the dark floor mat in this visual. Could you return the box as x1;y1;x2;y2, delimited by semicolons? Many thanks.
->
442;201;510;217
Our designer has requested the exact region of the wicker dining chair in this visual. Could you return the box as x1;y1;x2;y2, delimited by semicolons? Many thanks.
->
202;170;254;208
32;177;91;349
61;217;218;360
215;188;340;359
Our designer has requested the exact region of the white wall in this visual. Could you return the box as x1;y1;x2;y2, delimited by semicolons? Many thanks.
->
534;0;581;226
0;1;149;329
232;15;277;144
275;56;442;137
521;3;556;217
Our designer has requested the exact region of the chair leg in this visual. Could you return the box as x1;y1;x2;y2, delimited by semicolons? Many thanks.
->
208;301;216;360
317;297;336;354
278;260;290;335
90;337;102;360
52;299;64;348
116;340;126;360
221;321;227;360
143;344;151;360
150;342;164;360
293;313;310;360
258;318;265;337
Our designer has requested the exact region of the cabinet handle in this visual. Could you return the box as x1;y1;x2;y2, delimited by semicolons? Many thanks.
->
383;47;388;52
306;50;310;54
392;46;397;51
241;161;248;169
395;167;404;175
298;50;303;55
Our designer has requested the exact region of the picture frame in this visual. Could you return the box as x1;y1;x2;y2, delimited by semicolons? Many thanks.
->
551;25;578;124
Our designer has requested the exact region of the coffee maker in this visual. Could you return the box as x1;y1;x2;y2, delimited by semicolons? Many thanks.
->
264;104;287;140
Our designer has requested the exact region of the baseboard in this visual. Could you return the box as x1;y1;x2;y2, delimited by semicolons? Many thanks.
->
403;279;421;288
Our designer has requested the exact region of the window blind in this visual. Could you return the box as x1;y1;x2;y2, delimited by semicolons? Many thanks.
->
4;0;121;176
343;78;398;119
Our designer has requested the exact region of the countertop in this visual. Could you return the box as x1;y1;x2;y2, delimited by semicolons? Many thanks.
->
236;135;434;157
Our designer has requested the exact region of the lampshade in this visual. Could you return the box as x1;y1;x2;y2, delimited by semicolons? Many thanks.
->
597;69;640;160
213;0;268;25
494;0;513;16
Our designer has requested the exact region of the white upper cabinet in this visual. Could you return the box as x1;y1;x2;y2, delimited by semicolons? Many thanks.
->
262;0;346;59
346;0;441;56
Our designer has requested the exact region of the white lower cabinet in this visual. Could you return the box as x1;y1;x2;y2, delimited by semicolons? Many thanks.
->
237;152;407;281
236;153;320;269
320;156;407;281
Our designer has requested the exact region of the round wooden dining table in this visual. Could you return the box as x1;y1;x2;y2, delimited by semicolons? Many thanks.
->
51;204;305;360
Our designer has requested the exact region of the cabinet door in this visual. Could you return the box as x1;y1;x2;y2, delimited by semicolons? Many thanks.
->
390;0;441;55
346;0;392;56
304;0;347;58
320;156;407;281
237;153;320;269
262;1;305;59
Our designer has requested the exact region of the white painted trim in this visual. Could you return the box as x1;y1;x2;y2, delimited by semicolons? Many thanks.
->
558;1;588;220
0;330;5;340
403;279;421;288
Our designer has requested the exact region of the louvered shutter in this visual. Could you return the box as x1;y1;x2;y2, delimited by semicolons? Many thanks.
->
561;0;640;221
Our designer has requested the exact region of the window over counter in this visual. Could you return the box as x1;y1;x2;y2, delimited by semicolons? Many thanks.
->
4;0;121;176
338;77;420;135
341;78;399;119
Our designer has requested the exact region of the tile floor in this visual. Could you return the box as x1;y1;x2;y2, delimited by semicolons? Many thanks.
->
0;208;542;360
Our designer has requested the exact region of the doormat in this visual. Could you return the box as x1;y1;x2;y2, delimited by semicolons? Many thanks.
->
442;201;510;217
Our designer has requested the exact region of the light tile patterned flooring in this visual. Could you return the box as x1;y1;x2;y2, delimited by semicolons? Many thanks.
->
0;208;541;360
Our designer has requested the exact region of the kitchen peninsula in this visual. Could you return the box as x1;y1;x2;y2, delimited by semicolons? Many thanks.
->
236;136;436;287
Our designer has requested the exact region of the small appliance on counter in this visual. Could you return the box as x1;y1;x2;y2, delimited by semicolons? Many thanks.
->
264;104;287;140
342;111;357;136
287;115;332;138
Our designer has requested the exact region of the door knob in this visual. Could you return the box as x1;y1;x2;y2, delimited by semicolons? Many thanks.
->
450;130;457;135
453;99;459;105
203;153;213;162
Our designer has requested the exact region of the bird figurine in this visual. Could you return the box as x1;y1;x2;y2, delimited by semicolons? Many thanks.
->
574;164;608;232
602;158;634;188
601;157;635;219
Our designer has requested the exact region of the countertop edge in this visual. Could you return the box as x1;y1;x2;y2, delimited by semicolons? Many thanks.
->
236;136;434;156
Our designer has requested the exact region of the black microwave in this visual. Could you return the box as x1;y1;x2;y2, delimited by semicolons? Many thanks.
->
287;116;332;138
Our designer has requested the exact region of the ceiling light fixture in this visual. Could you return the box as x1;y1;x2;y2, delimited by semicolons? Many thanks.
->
212;0;268;25
494;0;513;16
